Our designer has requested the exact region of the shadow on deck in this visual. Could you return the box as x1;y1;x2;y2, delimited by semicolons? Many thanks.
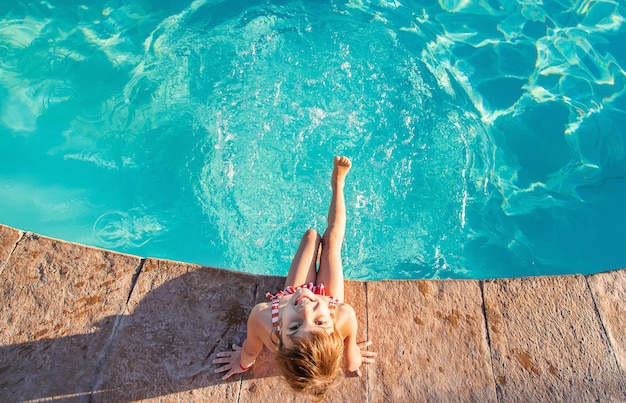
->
1;224;625;402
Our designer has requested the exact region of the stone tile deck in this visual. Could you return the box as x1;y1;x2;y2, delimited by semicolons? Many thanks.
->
0;223;625;402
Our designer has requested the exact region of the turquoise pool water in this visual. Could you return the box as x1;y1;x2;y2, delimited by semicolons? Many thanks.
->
1;0;625;280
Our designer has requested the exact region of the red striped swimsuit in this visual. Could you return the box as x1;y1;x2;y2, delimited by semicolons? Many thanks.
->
266;282;339;331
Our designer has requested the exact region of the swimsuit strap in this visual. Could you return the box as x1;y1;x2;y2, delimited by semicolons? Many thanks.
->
328;297;338;318
271;297;281;331
266;282;322;300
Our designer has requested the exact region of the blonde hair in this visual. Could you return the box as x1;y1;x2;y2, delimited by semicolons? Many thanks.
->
274;330;344;400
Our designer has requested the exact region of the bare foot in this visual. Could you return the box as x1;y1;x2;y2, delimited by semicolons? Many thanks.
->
332;156;351;188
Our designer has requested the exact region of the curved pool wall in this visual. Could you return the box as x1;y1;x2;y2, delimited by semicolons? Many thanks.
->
2;1;626;281
1;223;625;401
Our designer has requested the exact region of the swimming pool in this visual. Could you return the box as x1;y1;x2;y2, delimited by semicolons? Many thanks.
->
1;0;625;280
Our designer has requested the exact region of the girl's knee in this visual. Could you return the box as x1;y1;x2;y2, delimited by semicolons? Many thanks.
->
304;228;320;241
322;229;342;246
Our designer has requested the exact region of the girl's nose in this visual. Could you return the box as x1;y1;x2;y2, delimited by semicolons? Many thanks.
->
299;302;314;316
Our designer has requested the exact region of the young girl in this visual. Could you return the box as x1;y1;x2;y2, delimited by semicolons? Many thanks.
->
213;156;375;398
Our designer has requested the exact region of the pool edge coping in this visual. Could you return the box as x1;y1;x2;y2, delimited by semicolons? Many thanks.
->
1;222;625;401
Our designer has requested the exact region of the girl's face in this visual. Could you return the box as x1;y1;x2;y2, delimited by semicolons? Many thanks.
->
280;288;335;348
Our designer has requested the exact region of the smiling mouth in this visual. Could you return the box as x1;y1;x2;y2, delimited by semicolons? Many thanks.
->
295;295;314;305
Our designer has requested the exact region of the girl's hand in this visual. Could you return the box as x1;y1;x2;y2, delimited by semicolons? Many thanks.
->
358;340;377;364
213;344;249;380
345;340;377;377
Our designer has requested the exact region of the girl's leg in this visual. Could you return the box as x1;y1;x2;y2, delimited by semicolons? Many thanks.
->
285;229;321;288
317;156;351;302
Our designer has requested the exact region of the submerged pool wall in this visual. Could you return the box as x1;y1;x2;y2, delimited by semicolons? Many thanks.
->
1;223;625;401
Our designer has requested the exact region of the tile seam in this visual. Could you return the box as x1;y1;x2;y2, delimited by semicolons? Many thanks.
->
364;281;370;403
479;280;500;403
0;228;24;278
89;257;146;401
584;274;626;392
125;257;145;305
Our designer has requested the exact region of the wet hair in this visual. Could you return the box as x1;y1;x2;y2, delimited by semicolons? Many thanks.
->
274;329;344;400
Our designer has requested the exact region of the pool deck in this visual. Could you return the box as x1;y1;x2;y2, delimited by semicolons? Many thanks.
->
1;223;625;402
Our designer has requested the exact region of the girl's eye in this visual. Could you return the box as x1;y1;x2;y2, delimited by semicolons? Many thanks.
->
315;321;327;326
289;324;300;331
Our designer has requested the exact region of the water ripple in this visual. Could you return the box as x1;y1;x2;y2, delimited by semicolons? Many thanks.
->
93;210;165;249
2;0;625;279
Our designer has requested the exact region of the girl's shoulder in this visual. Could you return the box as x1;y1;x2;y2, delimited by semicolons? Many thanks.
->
335;301;356;318
249;298;284;325
248;301;274;332
250;300;272;317
247;301;278;351
334;302;357;338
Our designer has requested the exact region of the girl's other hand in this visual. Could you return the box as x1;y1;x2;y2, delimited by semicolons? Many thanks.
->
345;340;377;378
213;344;248;380
358;340;377;364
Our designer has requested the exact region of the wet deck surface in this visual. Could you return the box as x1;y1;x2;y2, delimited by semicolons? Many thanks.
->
1;223;625;402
